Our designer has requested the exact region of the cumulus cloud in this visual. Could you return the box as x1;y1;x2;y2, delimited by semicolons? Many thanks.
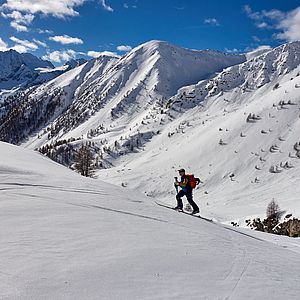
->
42;49;77;63
243;5;279;29
0;37;8;51
10;21;28;32
87;50;119;58
1;10;34;23
49;35;83;45
33;38;48;48
117;45;132;52
1;0;85;18
244;5;300;42
10;36;38;51
276;7;300;42
100;0;113;12
204;18;220;26
11;44;28;53
243;5;261;21
1;10;34;31
0;36;40;53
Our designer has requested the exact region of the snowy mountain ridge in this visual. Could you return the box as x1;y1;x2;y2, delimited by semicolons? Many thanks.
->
0;40;245;144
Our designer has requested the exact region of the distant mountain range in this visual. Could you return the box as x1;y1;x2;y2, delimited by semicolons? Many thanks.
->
0;49;86;91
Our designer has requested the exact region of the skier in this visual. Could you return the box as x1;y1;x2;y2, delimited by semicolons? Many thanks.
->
174;168;200;214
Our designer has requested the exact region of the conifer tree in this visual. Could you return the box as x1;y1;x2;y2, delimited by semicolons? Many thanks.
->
74;144;95;177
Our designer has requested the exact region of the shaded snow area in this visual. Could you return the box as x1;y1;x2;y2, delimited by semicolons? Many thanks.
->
1;142;300;300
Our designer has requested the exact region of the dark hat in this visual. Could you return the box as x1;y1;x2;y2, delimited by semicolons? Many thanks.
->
178;168;185;173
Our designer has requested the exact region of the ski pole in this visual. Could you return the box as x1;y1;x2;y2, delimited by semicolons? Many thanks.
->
174;177;178;194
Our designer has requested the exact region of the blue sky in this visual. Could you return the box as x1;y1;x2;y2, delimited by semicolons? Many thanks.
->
0;0;300;65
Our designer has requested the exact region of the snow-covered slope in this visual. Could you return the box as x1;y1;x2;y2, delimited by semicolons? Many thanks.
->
1;40;300;226
1;141;300;299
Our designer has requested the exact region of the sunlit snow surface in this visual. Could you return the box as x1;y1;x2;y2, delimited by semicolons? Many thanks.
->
1;142;300;299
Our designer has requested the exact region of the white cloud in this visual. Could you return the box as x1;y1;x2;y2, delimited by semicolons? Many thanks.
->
10;21;28;32
243;5;261;21
244;5;300;42
256;22;269;29
33;38;48;48
10;36;38;51
0;37;8;51
0;36;42;53
247;45;272;52
42;49;77;63
49;35;83;45
123;3;137;9
1;10;34;31
263;9;285;21
1;10;34;23
100;0;113;12
204;18;220;26
11;44;28;53
224;48;240;54
117;45;132;52
0;36;41;53
87;50;119;58
37;29;53;34
245;45;272;60
276;7;300;42
1;0;85;18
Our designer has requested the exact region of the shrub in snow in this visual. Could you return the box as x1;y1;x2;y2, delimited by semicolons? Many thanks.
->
269;165;282;173
219;139;227;145
266;199;280;219
246;113;261;123
269;145;279;153
294;142;300;151
280;161;294;169
246;200;282;234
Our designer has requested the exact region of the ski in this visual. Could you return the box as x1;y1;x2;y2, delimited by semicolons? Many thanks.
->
155;201;213;222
